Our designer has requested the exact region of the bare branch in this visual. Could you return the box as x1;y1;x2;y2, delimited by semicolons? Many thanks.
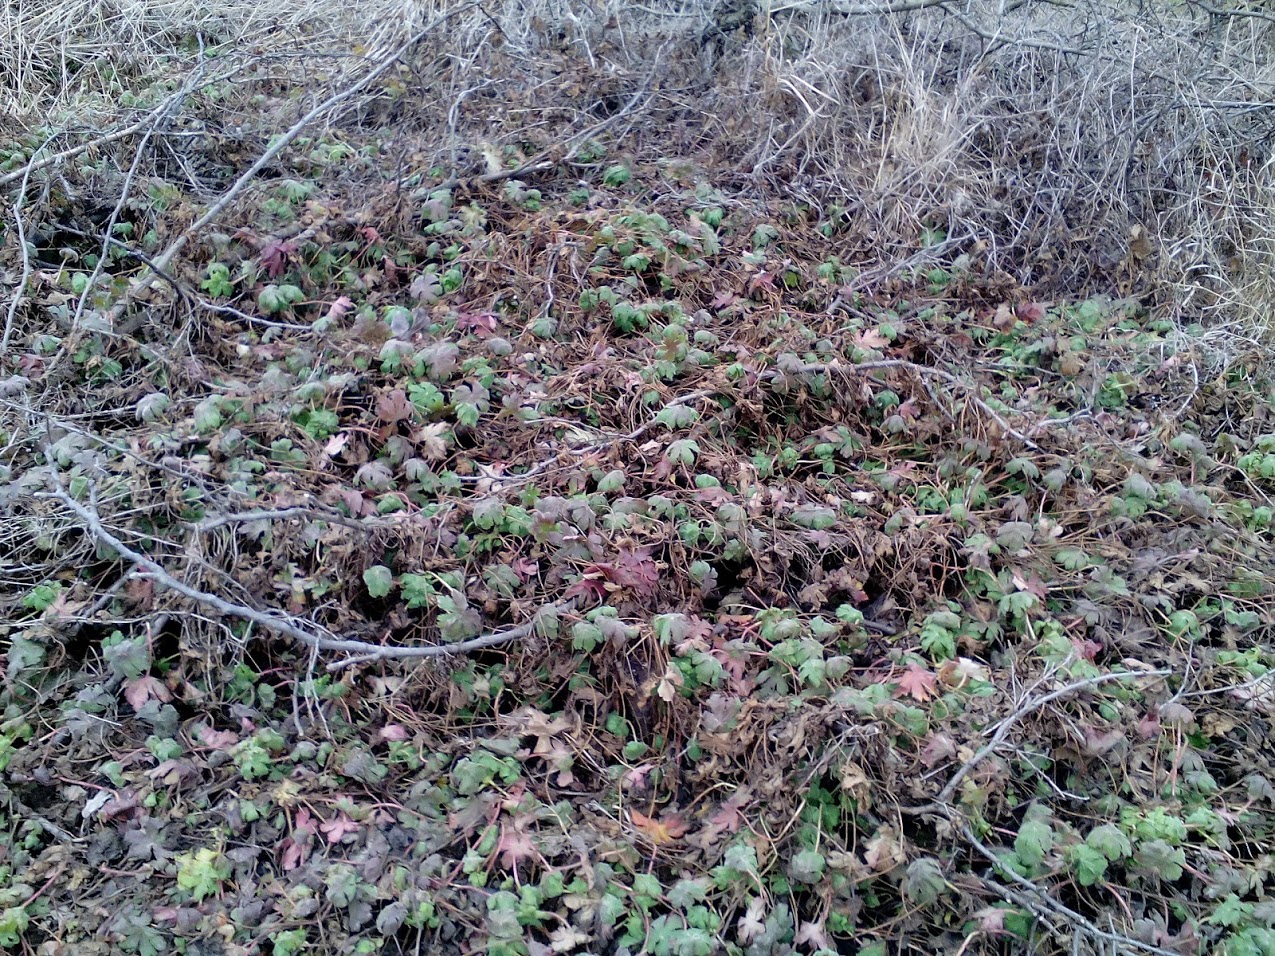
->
902;667;1172;818
99;3;478;326
1185;0;1275;26
936;667;1171;805
962;825;1190;956
771;0;949;14
45;477;571;667
194;507;383;533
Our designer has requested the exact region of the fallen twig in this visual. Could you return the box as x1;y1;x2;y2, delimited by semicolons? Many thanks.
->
99;3;477;327
0;80;215;189
194;506;382;533
420;87;655;195
962;825;1187;956
45;475;573;668
0;130;57;351
905;667;1172;816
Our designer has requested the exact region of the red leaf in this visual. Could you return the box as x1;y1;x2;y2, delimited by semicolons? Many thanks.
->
294;807;318;836
1011;571;1049;600
376;388;414;424
606;547;660;595
199;726;238;750
630;809;689;845
622;763;653;791
893;663;937;702
711;290;737;310
511;557;539;581
280;838;307;871
564;574;609;603
260;238;297;278
1071;637;1102;662
339;488;372;517
124;676;172;711
320;813;360;844
575;548;660;600
747;272;775;295
323;295;354;324
707;788;750;836
1017;301;1047;323
496;819;538;869
456;311;499;336
920;733;956;767
377;723;410;742
99;790;141;824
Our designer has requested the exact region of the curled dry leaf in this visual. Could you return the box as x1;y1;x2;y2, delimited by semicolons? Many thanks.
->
323;295;354;323
629;809;689;845
414;422;450;460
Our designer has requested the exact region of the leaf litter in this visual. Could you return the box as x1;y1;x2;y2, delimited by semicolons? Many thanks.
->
2;119;1275;956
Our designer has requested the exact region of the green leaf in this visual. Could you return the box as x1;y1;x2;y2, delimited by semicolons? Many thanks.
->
325;863;360;908
258;285;283;313
751;224;779;249
788;849;825;884
572;621;603;653
654;405;699;429
1086;823;1132;861
363;565;394;598
1054;548;1092;571
21;581;62;612
1205;894;1253;928
632;873;662;901
919;612;958;661
0;907;28;948
400;573;433;609
902;857;946;906
1014;819;1054;869
792;505;837;529
1068;844;1108;886
1133;840;1185;881
596;469;625;494
175;848;229;902
103;636;150;681
272;929;307;956
666;438;700;467
1135;807;1188;845
603;165;631;187
667;878;708;910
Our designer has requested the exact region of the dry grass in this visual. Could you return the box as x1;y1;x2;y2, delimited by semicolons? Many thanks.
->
0;0;404;118
5;0;1275;362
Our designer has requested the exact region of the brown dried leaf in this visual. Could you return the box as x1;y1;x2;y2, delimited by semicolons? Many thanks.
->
630;809;688;845
894;663;937;702
376;389;414;424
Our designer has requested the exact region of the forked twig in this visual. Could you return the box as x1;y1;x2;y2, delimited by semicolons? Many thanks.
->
98;3;477;326
962;825;1187;956
45;474;571;669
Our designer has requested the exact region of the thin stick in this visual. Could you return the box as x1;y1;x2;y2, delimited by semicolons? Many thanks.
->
0;83;196;189
963;825;1187;956
904;668;1171;817
0;132;56;351
195;507;380;533
100;3;476;325
46;480;570;666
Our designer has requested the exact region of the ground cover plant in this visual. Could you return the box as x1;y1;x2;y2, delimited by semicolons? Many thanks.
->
3;1;1275;955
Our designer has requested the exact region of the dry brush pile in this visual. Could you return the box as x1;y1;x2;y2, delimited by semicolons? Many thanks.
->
2;1;1275;955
